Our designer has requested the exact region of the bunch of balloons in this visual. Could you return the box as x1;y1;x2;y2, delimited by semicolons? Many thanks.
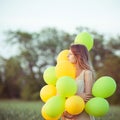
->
85;76;116;117
40;32;94;119
39;31;116;119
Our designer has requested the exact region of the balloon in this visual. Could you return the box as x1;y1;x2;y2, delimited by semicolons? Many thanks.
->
92;76;116;98
56;76;77;97
43;66;57;85
74;32;94;51
41;105;61;120
57;49;69;62
65;95;85;115
85;97;109;117
40;85;57;102
55;60;76;79
44;96;65;117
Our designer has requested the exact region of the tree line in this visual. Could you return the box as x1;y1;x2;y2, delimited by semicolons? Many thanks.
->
0;27;120;104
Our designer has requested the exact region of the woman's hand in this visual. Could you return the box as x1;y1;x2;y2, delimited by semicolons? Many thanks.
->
62;111;76;119
79;93;92;102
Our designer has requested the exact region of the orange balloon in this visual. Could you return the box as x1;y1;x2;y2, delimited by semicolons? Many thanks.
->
65;95;85;115
55;60;76;79
57;50;69;62
41;105;61;120
40;85;57;102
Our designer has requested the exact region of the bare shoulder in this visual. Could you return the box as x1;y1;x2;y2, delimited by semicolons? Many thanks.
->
84;70;92;76
84;70;94;83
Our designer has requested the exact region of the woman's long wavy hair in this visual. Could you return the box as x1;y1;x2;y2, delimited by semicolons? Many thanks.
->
70;44;94;73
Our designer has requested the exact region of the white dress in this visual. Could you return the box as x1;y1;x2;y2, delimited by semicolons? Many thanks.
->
61;70;95;120
75;70;95;120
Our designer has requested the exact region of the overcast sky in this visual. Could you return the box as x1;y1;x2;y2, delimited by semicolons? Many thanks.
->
0;0;120;58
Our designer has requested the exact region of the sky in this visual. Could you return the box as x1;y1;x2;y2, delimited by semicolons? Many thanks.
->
0;0;120;58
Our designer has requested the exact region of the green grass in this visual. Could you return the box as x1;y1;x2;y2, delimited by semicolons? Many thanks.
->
0;100;44;120
0;100;120;120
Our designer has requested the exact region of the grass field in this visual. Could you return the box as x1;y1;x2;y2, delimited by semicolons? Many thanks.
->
0;100;120;120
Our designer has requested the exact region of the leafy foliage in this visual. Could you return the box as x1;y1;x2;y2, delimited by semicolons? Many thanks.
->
0;27;120;104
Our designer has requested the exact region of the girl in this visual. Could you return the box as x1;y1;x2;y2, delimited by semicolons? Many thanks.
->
61;44;95;120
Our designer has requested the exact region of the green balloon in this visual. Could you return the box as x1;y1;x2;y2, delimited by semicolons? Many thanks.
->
85;97;109;117
44;96;65;117
74;32;94;51
56;76;77;97
43;66;57;85
92;76;116;98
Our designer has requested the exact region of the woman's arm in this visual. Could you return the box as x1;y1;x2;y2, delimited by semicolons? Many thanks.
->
79;70;94;102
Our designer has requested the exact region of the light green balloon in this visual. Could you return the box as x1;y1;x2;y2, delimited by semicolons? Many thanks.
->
74;32;94;51
43;66;57;85
44;96;65;117
92;76;116;98
56;76;77;97
85;97;109;117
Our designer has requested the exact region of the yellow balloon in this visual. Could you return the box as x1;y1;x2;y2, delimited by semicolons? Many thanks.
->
40;85;57;102
57;50;69;62
65;95;85;115
55;60;76;79
41;105;61;120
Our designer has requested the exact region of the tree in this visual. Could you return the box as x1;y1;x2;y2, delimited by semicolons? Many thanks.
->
4;28;73;100
0;27;119;103
0;57;23;98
